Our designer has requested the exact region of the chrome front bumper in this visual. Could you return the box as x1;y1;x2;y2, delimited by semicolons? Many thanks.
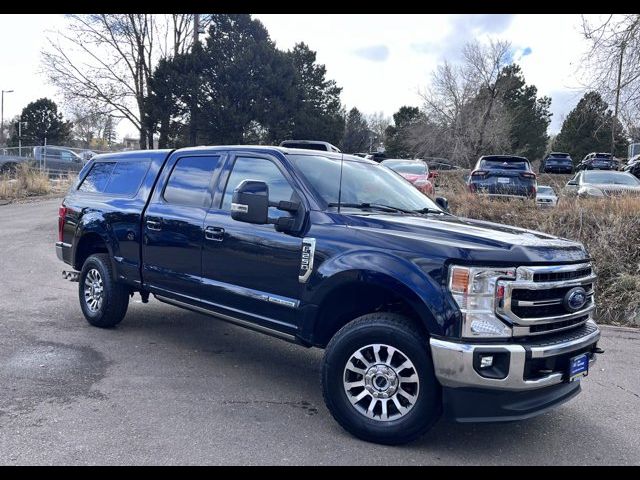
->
430;320;600;391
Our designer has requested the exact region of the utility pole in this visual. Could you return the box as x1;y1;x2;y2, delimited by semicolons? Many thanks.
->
193;14;200;47
18;120;27;157
1;89;14;146
612;41;625;157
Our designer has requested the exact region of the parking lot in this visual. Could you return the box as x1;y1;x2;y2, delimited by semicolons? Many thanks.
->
1;197;640;465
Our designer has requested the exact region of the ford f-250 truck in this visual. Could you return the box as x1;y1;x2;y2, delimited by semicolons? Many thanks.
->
56;146;602;445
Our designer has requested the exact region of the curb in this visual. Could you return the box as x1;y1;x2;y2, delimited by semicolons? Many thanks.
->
599;324;640;333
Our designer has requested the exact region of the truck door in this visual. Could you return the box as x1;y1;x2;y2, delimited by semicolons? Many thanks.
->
142;154;222;298
201;153;303;334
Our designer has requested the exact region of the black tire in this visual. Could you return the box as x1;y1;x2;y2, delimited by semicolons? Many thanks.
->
321;313;441;445
78;253;129;328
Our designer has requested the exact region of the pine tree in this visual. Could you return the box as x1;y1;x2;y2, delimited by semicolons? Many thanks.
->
554;91;628;162
8;98;72;147
288;43;345;145
342;108;371;153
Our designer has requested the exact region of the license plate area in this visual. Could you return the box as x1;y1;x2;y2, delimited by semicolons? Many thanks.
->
497;177;511;183
568;353;589;382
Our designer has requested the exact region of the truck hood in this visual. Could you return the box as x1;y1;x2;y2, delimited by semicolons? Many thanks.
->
345;212;589;264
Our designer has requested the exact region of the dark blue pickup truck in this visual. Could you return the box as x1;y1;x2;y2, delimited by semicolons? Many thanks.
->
56;146;602;445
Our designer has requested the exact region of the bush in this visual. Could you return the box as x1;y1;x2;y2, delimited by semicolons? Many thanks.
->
0;163;51;200
444;191;640;326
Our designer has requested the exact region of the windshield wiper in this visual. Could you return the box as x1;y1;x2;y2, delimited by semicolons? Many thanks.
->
412;207;444;215
327;202;413;214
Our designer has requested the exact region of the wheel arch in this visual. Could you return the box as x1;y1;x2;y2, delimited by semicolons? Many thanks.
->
302;258;446;348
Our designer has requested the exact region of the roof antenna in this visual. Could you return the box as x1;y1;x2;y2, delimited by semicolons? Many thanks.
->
337;152;344;214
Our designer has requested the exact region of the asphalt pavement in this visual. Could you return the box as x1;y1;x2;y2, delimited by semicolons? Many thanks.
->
1;197;639;465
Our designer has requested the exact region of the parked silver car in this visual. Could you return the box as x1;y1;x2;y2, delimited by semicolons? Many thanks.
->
536;185;558;207
563;170;640;197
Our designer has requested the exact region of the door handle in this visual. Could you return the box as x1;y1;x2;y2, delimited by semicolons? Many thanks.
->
146;220;162;231
205;226;225;241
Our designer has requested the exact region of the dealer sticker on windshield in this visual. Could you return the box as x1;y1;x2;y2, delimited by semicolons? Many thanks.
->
569;353;589;382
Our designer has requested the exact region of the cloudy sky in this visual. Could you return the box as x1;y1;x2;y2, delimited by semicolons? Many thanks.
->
0;14;597;139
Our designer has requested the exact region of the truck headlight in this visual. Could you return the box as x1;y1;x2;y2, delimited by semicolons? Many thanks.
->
578;186;604;197
447;265;516;338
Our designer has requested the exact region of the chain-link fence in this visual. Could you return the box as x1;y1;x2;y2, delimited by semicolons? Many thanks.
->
0;144;118;176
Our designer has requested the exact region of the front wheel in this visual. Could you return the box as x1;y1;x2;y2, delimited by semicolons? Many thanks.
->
78;253;129;328
321;313;441;445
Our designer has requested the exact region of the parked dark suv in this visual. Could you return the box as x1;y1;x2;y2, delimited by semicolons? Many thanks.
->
623;154;640;179
576;152;618;171
467;155;537;199
540;152;573;174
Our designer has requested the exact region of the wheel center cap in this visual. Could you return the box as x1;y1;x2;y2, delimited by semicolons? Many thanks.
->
364;365;398;398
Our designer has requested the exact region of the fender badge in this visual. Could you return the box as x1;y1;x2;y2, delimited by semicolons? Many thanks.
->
299;238;316;283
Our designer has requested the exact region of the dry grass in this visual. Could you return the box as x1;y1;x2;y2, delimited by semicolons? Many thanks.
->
0;163;74;201
442;188;640;326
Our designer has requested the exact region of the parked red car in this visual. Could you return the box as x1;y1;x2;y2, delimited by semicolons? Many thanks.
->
381;159;435;195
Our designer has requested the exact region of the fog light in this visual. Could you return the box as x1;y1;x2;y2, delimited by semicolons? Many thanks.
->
473;350;510;379
479;355;494;368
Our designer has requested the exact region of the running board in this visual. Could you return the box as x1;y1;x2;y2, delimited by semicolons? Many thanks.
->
154;294;300;344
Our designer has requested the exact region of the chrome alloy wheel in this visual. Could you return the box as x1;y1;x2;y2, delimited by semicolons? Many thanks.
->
343;344;420;422
84;268;104;313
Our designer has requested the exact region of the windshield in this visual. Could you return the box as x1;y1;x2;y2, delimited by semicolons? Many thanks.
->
287;154;441;212
548;153;570;159
584;171;640;186
382;161;427;175
480;159;528;170
537;186;554;194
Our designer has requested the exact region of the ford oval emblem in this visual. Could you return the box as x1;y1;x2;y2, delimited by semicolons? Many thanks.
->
563;287;587;313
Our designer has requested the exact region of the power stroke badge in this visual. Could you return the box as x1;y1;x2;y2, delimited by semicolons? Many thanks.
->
298;238;316;283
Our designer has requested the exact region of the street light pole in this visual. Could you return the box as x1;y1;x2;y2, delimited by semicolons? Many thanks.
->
1;89;15;146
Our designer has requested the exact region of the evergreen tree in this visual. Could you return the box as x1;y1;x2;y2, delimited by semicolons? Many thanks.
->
8;98;72;147
554;91;628;161
342;108;371;153
384;106;423;158
288;42;345;145
497;64;552;160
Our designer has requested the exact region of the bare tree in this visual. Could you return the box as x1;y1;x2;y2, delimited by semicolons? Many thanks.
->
365;112;391;150
66;98;119;149
414;39;513;167
581;14;640;152
41;14;200;149
462;39;512;157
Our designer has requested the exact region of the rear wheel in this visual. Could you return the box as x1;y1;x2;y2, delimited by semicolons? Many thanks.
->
322;313;441;445
78;253;129;328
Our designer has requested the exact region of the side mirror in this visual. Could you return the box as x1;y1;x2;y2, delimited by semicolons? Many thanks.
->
231;180;301;232
231;180;269;224
435;196;449;212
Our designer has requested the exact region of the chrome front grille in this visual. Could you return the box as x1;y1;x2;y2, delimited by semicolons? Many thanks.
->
497;263;596;337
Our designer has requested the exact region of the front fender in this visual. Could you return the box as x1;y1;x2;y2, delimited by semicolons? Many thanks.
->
304;249;455;337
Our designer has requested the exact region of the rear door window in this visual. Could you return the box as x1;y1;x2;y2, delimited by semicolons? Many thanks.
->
163;156;220;207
